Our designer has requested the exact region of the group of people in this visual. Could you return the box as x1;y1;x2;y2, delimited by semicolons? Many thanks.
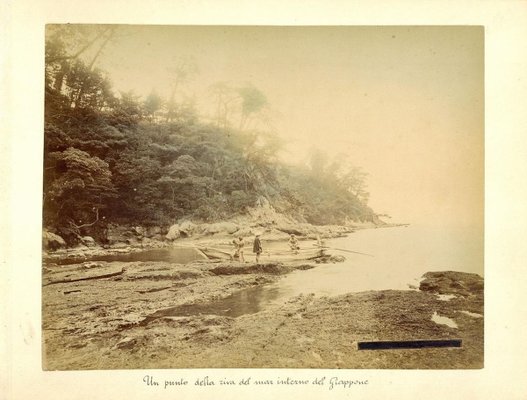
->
232;234;263;263
232;233;301;263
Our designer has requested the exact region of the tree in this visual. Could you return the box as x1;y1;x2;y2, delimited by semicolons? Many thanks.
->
209;81;238;128
45;25;114;92
45;25;119;106
45;25;117;64
108;90;143;126
63;61;115;110
44;147;116;242
237;84;268;130
308;148;329;181
43;27;378;239
165;57;199;122
144;90;163;121
339;166;370;203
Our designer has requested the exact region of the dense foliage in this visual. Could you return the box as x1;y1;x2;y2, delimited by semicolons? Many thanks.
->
43;26;377;243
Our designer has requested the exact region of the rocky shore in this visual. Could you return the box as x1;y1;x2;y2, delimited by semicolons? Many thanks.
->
43;252;483;370
42;201;388;262
42;206;481;370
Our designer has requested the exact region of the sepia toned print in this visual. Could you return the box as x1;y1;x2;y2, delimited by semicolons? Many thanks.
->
42;25;483;370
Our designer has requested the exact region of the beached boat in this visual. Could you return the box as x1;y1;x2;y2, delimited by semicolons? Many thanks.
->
196;245;327;262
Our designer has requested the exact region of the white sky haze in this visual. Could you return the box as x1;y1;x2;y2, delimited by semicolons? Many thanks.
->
75;25;483;228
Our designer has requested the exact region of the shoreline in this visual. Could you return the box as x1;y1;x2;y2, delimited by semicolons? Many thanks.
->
42;250;483;370
43;221;407;264
42;221;484;370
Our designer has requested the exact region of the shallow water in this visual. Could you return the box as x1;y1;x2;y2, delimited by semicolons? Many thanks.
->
262;224;483;300
58;224;482;321
151;285;282;319
431;312;458;328
158;224;484;318
54;246;206;265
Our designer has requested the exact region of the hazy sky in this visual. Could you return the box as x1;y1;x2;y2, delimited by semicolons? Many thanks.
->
89;25;483;227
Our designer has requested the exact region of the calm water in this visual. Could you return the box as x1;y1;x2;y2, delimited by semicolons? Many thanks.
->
154;224;484;318
270;223;484;299
55;246;207;265
150;285;283;319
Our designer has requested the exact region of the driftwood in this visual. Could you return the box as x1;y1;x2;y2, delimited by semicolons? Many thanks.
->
44;267;126;286
137;286;172;294
63;290;82;294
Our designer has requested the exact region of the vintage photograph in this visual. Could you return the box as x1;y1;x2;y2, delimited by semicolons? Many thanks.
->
42;25;483;370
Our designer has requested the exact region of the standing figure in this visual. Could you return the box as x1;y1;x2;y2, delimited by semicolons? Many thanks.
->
235;236;245;262
253;234;263;264
289;234;300;254
232;238;239;260
315;234;326;257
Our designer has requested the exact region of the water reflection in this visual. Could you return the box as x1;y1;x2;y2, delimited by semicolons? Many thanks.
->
54;247;206;265
153;285;282;318
152;225;482;319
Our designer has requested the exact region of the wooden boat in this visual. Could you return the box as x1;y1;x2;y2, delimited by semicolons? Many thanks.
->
196;245;327;262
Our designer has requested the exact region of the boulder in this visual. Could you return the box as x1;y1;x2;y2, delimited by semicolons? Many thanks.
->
145;226;161;237
223;222;239;234
419;271;483;297
106;224;134;244
204;222;239;235
81;236;96;247
276;224;304;236
151;234;165;242
132;226;145;236
235;227;257;237
42;231;66;250
179;220;196;237
141;237;156;246
166;224;181;240
113;337;137;350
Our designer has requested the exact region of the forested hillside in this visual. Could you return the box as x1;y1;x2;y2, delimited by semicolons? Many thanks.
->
43;26;378;244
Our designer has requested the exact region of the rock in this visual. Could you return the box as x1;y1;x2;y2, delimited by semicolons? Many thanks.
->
329;255;346;263
276;224;304;236
132;226;145;236
140;237;156;246
153;237;165;245
145;226;162;237
179;221;196;237
82;262;103;269
125;237;141;245
106;224;134;244
210;263;290;275
81;236;96;246
255;196;271;208
222;222;239;234
114;337;137;350
236;227;257;237
202;223;219;234
203;222;239;235
42;230;66;250
166;224;181;240
419;271;483;297
113;247;132;253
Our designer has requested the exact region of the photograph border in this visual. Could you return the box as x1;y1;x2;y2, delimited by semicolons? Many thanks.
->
3;1;527;399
